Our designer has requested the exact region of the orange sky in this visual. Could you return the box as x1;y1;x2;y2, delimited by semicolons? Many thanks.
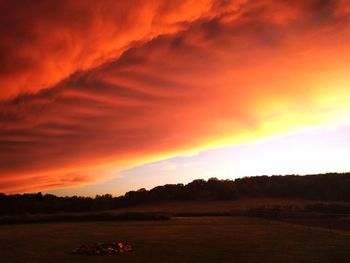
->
1;0;350;194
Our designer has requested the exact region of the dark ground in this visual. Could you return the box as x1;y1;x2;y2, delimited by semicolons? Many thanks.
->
1;216;350;263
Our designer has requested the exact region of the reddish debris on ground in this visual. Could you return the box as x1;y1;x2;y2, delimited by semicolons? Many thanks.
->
72;241;133;255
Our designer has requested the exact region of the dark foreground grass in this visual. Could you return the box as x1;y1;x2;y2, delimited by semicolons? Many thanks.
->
0;217;350;263
0;211;170;224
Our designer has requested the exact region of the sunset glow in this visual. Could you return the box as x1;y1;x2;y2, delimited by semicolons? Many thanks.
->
1;0;350;195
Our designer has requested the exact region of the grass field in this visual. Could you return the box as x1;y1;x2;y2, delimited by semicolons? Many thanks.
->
116;198;316;214
1;216;350;263
0;198;319;225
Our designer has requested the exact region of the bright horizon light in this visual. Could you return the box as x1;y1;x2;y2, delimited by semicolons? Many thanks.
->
46;122;350;197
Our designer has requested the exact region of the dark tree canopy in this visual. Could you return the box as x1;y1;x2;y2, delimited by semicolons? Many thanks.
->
0;173;350;215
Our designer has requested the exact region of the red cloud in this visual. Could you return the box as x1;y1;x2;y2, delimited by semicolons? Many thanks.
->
0;0;214;100
1;0;350;193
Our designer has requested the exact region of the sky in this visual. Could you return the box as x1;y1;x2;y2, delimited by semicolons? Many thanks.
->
1;0;350;195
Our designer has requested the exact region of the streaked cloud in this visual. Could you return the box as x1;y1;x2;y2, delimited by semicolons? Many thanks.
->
1;0;350;193
0;0;213;99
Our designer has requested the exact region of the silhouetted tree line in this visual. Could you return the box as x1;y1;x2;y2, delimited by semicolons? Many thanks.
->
0;173;350;215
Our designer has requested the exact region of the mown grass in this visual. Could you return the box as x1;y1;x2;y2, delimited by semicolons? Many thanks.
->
0;211;170;224
0;198;313;225
1;198;348;228
1;217;350;263
115;198;316;214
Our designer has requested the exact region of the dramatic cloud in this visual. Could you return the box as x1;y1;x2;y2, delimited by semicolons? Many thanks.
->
1;0;350;193
0;0;214;99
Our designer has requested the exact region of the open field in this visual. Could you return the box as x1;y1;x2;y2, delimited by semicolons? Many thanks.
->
115;198;321;214
1;217;350;263
1;198;349;229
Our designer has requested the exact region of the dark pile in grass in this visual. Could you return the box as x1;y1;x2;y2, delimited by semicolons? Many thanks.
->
72;241;132;256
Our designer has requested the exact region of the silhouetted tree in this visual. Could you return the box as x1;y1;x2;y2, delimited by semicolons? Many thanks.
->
0;172;350;215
